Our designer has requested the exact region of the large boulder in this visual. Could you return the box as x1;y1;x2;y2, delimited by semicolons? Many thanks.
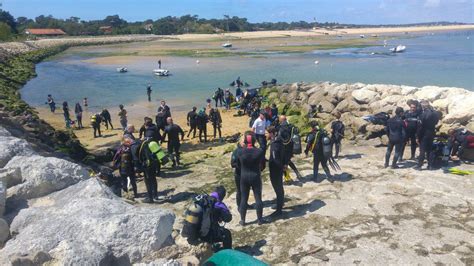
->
0;135;34;168
0;218;9;245
5;155;89;201
401;86;418;95
352;88;380;104
0;178;175;265
0;168;22;188
0;177;5;216
333;99;365;114
414;86;447;101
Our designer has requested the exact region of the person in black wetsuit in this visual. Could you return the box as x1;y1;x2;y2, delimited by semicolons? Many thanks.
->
146;84;152;102
101;108;114;130
415;100;439;170
187;107;198;138
305;121;333;182
209;108;222;140
269;127;291;217
139;117;161;142
162;117;184;167
238;131;268;226
230;138;244;208
448;128;473;159
275;116;302;179
401;102;419;160
196;108;209;143
385;107;406;169
62;101;70;128
138;139;159;203
331;114;345;159
156;101;171;133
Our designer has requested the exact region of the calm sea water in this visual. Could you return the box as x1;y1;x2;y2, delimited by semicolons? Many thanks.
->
22;30;474;113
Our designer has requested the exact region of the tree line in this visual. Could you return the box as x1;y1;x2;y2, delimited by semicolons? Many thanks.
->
0;7;465;41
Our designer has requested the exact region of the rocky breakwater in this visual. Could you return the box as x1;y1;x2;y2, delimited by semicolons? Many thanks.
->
263;82;474;141
0;125;175;264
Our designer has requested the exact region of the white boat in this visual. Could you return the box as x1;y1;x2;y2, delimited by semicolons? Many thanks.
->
222;43;232;48
117;67;128;73
390;45;406;53
153;69;170;76
360;34;366;38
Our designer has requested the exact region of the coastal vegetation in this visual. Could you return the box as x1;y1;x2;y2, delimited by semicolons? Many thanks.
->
0;45;88;160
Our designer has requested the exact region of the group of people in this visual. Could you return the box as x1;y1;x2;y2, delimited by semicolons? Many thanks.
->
47;95;89;129
384;99;472;170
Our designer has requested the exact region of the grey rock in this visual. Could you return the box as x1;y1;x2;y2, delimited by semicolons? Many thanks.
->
0;178;175;265
5;155;89;201
0;168;22;188
0;136;34;168
0;218;9;245
0;176;5;216
352;88;380;104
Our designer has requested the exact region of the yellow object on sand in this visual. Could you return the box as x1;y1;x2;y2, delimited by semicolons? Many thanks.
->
284;169;293;183
448;168;473;176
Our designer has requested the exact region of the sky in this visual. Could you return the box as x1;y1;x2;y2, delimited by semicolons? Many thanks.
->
2;0;473;24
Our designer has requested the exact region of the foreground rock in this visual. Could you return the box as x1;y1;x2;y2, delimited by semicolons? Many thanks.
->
5;155;89;201
0;178;175;264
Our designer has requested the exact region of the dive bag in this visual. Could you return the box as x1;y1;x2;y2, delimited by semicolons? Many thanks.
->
148;141;169;165
182;194;216;242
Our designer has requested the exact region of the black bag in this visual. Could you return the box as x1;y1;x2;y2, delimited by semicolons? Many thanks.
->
182;194;216;242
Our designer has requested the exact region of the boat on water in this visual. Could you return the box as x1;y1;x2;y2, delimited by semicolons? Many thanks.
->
116;67;128;73
222;43;232;48
153;69;170;76
390;45;406;53
360;34;366;38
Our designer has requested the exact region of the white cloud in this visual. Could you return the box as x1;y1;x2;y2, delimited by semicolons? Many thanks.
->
424;0;441;8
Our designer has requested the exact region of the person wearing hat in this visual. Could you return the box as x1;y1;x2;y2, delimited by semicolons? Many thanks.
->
252;111;268;151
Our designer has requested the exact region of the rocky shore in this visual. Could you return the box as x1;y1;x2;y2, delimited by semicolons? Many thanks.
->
262;82;474;140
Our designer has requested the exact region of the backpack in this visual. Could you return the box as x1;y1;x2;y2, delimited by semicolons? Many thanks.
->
182;194;216;241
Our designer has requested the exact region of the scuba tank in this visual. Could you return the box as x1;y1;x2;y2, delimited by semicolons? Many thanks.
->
148;141;169;165
291;127;302;155
322;136;332;158
182;201;203;241
442;144;450;166
90;114;97;124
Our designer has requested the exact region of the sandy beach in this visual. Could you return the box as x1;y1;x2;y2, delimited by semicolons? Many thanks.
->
36;103;251;152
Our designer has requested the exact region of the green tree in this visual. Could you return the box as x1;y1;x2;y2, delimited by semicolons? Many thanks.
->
0;21;12;41
0;8;16;33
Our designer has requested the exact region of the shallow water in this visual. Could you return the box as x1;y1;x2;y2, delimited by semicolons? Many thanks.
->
22;30;474;113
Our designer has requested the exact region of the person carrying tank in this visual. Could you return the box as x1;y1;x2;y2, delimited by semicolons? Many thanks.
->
113;137;138;198
415;100;439;170
385;107;406;169
162;117;184;167
138;139;160;203
47;94;56;113
331;114;345;158
305;121;334;182
197;108;209;143
209;108;223;140
101;108;114;130
90;112;102;138
187;107;198;138
238;131;268;226
277;115;303;180
401;101;420;160
182;186;232;250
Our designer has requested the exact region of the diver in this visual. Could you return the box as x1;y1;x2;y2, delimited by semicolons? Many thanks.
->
90;113;102;138
385;107;406;169
162;117;185;167
269;126;291;217
187;107;198;138
197;108;209;143
415;100;439;170
47;94;56;113
146;84;152;102
101;108;114;130
118;104;128;130
401;101;419;160
331;114;345;158
305;121;338;182
210;108;223;140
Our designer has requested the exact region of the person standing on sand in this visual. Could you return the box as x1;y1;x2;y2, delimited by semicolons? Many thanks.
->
118;104;127;130
209;108;222;140
187;107;198;138
47;94;56;113
146;84;152;102
252;111;268;151
401;101;420;160
156;101;171;133
331;114;345;159
75;103;83;129
162;117;185;167
90;113;102;138
101;108;113;130
62;101;71;128
196;108;209;143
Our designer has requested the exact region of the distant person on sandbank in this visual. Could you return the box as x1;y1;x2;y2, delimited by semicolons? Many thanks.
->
147;84;152;102
62;101;71;128
74;103;83;129
101;108;113;130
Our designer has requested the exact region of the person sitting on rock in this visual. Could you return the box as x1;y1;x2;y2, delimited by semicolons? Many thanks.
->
448;128;473;160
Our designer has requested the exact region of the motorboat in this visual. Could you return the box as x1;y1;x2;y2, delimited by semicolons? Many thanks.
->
390;45;406;53
153;69;170;76
222;43;232;48
117;67;128;73
360;34;366;38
